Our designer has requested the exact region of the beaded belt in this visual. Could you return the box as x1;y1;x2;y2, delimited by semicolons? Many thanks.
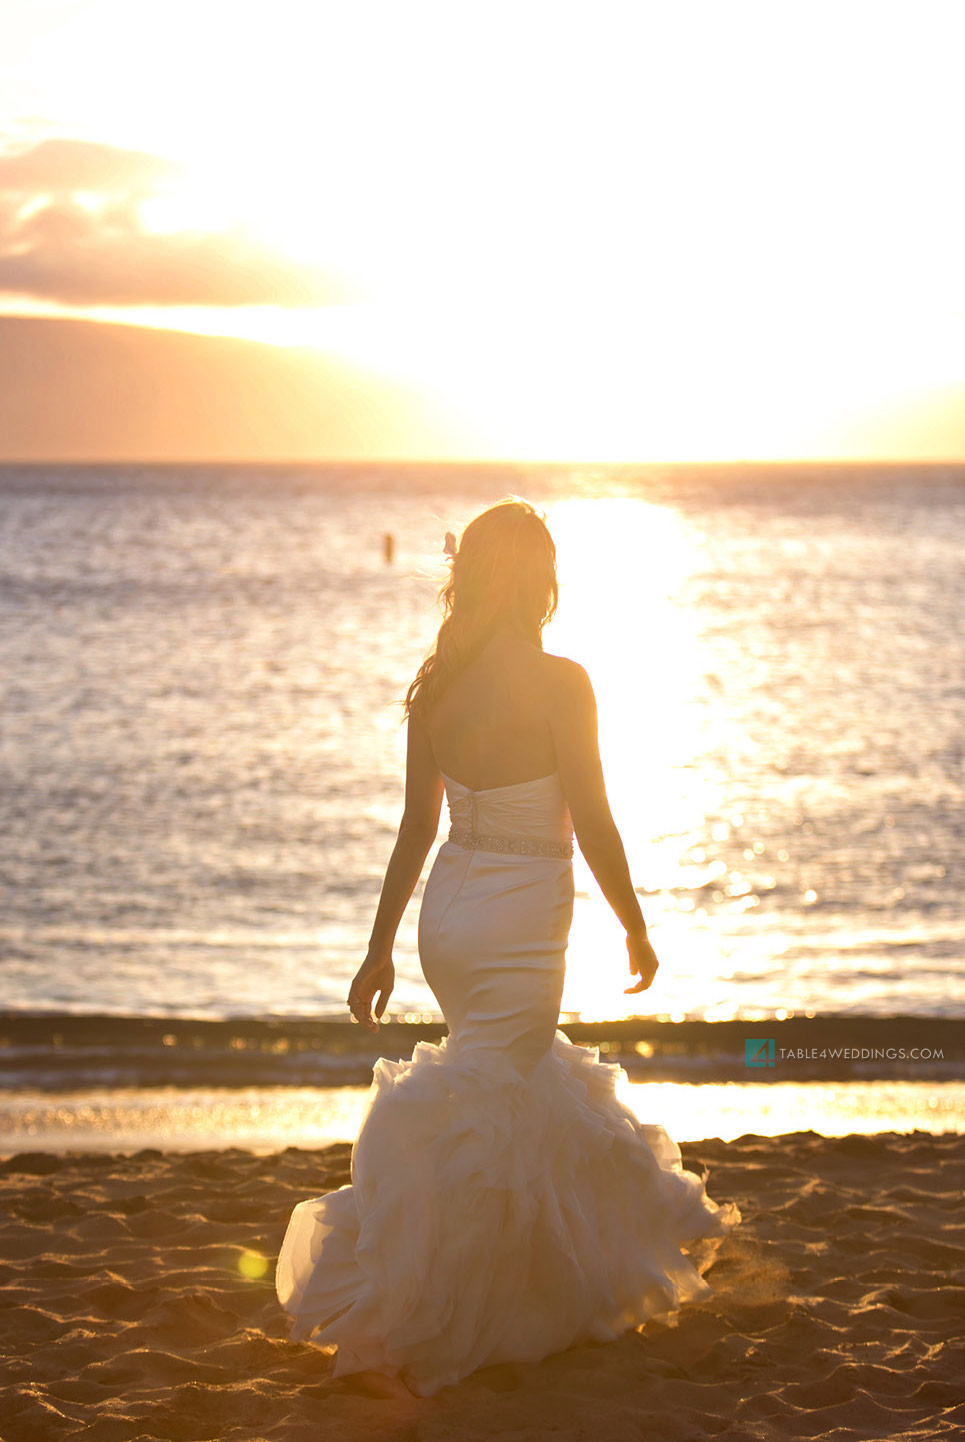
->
448;826;573;860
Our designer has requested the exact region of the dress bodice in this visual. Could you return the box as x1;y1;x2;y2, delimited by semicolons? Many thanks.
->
442;771;574;856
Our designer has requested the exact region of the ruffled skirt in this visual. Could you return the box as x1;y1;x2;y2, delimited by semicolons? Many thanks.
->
275;1028;740;1397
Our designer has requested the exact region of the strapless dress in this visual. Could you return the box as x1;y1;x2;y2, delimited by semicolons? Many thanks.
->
276;771;740;1396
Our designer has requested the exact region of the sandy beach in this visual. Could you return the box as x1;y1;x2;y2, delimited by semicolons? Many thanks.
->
2;1131;963;1441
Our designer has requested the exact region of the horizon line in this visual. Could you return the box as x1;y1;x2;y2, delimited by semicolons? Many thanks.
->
2;455;965;469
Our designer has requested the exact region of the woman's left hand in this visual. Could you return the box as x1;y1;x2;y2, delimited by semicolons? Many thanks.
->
347;952;395;1031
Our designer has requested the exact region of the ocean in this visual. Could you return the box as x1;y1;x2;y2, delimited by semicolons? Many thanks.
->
2;461;963;1144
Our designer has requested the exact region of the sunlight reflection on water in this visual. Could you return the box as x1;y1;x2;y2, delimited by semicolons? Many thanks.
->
2;1080;962;1155
2;465;963;1021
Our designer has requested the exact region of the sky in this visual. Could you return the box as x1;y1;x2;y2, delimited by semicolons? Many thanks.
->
1;0;964;460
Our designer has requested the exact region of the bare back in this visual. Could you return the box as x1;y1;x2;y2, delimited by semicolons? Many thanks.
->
425;629;560;790
401;621;648;945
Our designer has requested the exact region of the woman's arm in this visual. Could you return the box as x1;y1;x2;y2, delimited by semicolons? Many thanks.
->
547;659;658;994
347;710;444;1031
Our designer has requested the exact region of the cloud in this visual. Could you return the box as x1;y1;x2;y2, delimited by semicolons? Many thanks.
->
0;136;179;193
0;136;346;307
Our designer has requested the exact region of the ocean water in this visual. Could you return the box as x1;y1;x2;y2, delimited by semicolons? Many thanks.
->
1;461;963;1025
4;1080;963;1153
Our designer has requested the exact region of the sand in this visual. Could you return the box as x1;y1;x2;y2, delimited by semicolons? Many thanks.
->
2;1132;963;1442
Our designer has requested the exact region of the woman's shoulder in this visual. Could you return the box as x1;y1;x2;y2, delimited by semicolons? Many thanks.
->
540;650;594;700
541;647;589;679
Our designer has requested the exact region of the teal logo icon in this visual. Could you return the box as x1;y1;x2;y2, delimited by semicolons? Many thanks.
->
745;1038;776;1068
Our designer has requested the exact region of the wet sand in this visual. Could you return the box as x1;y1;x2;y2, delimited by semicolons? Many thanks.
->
2;1131;964;1441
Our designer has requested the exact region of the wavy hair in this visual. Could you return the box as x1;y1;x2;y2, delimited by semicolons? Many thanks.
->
403;497;558;719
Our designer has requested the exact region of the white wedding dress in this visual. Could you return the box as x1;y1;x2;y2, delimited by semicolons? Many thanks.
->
275;771;740;1396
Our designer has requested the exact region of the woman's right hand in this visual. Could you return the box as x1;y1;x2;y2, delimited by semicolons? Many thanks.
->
625;925;659;994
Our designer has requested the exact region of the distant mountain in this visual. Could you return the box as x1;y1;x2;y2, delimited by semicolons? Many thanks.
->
2;315;962;463
0;316;466;461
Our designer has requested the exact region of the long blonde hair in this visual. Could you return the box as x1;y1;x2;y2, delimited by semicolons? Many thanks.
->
404;497;558;719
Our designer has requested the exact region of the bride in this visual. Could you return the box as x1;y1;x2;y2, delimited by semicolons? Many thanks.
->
275;497;740;1396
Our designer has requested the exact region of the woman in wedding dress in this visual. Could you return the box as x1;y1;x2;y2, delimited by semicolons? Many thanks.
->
275;497;740;1397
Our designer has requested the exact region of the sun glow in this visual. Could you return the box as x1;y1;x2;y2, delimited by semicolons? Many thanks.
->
2;0;965;458
541;497;727;1019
